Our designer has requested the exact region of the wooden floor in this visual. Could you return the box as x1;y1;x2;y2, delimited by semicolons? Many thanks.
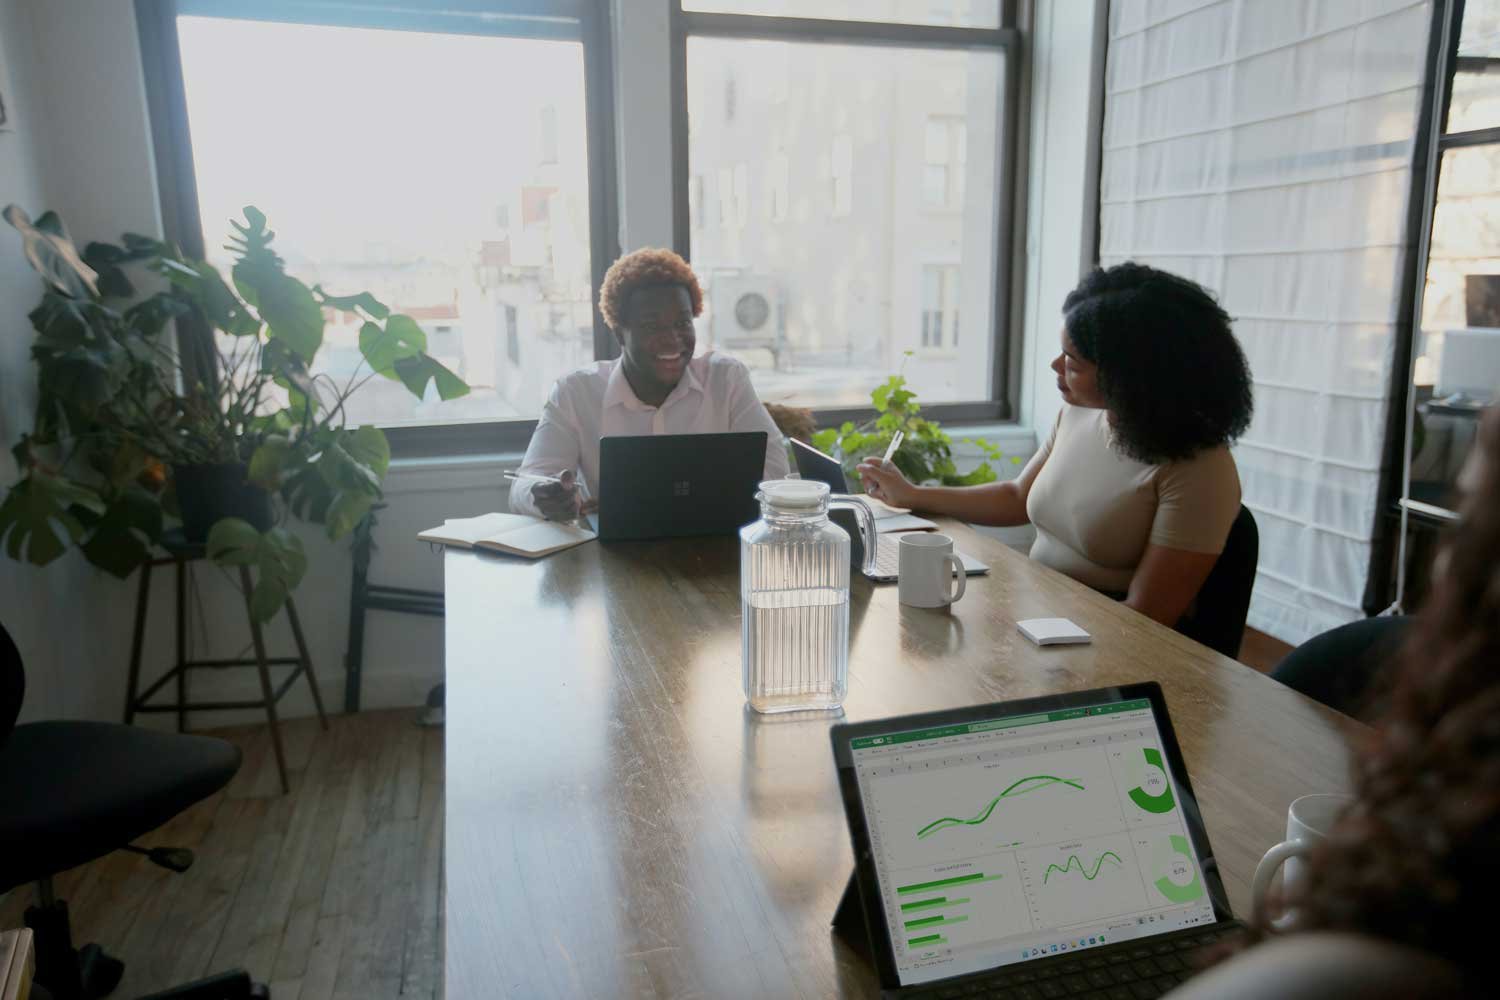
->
1239;627;1294;674
0;710;443;1000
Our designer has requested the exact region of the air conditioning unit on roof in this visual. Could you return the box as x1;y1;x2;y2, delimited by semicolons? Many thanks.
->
708;273;785;370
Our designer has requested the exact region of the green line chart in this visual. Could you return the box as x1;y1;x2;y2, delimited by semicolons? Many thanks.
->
1042;851;1124;884
915;775;1086;839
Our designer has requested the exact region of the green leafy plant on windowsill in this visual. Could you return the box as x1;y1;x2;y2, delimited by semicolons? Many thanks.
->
0;205;469;620
811;356;1019;490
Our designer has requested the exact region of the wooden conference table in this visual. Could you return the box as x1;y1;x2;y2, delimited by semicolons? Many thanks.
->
444;520;1359;999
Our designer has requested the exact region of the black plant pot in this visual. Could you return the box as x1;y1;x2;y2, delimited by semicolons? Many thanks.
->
173;463;274;544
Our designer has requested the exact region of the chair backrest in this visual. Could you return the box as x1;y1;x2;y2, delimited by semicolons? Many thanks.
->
1176;504;1259;659
0;620;24;752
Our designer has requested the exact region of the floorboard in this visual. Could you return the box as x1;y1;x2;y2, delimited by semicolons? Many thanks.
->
0;709;443;999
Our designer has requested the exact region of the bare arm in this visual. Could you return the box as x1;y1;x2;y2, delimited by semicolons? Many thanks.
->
855;445;1050;527
1129;448;1241;627
1124;543;1220;628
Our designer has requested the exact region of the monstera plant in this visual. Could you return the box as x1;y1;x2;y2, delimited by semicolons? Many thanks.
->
0;205;468;619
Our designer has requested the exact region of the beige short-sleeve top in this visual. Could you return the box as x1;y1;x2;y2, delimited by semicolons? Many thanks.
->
1024;405;1242;594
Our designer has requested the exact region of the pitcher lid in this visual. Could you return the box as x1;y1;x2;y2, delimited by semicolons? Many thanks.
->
759;478;828;511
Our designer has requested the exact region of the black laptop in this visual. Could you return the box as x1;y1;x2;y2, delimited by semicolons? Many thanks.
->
831;683;1243;998
589;431;767;541
791;437;987;582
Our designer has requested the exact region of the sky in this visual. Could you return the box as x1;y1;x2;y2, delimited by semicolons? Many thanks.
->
177;16;587;266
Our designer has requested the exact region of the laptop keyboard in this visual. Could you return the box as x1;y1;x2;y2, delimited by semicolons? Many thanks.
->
900;924;1238;1000
873;541;903;578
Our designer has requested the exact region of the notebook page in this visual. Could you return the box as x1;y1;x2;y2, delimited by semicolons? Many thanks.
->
418;512;535;547
479;518;595;556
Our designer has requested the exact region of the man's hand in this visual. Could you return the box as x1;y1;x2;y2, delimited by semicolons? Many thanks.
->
532;470;582;521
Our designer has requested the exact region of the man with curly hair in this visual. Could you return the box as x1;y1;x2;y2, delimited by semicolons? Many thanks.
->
510;248;788;520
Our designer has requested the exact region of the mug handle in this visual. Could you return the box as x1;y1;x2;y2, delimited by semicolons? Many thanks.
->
943;554;966;605
1251;839;1311;932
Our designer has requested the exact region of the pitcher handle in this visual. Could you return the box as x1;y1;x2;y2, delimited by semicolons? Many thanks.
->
830;494;878;577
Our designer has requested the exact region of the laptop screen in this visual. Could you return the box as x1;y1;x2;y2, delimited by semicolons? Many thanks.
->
848;697;1218;987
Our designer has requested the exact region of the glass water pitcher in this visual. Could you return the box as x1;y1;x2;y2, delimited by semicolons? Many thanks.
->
740;479;877;713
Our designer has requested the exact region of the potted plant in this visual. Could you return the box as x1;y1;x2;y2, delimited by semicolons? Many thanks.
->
811;358;1018;490
0;205;469;619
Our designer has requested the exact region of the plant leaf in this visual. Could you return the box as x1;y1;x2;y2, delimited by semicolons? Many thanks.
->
281;464;333;525
83;241;136;299
248;527;306;622
248;436;293;489
358;316;426;378
206;517;261;566
240;267;323;361
391;354;470;401
315;286;389;320
317;440;381;493
3;204;99;299
76;487;162;578
249;574;288;623
123;293;191;338
0;474;102;566
324;491;374;540
160;259;260;336
348;425;391;480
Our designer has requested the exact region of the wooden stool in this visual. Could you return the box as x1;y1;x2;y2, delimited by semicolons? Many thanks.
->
122;529;328;793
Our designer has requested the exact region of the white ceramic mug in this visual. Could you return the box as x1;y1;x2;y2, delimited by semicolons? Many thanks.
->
1251;793;1353;931
898;533;966;609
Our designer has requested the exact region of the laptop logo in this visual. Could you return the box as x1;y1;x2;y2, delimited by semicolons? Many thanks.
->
673;480;691;497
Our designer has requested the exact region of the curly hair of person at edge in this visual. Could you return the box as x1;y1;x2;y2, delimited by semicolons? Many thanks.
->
1225;406;1500;989
1062;263;1254;463
597;248;704;331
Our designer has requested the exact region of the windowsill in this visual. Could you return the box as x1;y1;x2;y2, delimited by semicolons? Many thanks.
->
383;419;1038;491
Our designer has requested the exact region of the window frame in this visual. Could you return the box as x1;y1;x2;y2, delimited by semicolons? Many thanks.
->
668;1;1024;423
134;0;620;458
1367;0;1486;612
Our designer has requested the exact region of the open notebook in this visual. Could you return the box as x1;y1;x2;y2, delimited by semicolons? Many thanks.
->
860;494;939;534
418;512;595;558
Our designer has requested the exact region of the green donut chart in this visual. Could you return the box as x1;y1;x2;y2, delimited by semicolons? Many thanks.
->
1126;747;1175;814
1153;834;1204;903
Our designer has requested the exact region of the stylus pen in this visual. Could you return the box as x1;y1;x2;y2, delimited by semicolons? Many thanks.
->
504;471;565;486
879;430;904;467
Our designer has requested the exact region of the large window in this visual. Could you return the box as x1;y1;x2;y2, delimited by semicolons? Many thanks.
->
158;0;612;440
675;2;1018;413
1405;0;1500;516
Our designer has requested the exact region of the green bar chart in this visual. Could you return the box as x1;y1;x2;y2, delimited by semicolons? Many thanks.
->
907;933;948;947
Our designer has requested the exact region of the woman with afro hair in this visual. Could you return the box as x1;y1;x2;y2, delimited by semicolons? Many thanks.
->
510;248;788;520
860;262;1254;628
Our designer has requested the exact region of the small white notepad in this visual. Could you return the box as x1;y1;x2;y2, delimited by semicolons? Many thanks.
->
1016;618;1093;647
418;512;595;559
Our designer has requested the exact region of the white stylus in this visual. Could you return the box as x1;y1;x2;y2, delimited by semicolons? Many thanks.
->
879;430;904;467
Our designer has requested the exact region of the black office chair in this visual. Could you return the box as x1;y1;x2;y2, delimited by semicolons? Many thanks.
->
1270;615;1412;719
0;621;266;999
1176;504;1259;659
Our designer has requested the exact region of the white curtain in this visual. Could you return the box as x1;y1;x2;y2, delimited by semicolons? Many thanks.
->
1099;0;1432;644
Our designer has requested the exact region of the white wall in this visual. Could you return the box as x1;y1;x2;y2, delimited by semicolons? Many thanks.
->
0;0;164;724
0;0;1092;726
